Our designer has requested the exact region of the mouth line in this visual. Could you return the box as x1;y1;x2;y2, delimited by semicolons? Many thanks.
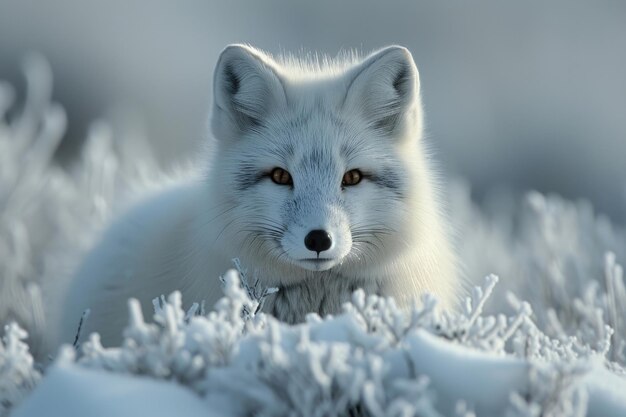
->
299;258;334;262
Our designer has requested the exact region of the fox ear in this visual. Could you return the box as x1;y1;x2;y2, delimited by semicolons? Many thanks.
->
343;46;420;135
211;44;286;140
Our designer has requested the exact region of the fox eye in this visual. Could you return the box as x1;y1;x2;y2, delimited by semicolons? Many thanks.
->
342;169;362;186
270;167;293;185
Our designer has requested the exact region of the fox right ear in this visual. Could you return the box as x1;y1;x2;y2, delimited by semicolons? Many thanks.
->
211;45;286;140
343;46;420;137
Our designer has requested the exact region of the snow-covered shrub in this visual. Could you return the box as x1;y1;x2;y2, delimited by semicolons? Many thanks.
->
0;323;40;416
450;182;626;364
0;55;159;358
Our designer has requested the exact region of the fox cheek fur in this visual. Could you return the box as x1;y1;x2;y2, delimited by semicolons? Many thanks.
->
54;44;459;352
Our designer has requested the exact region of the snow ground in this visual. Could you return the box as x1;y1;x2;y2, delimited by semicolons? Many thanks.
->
2;57;626;416
11;358;216;417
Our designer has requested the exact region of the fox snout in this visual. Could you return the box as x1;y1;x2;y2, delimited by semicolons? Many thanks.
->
280;206;353;270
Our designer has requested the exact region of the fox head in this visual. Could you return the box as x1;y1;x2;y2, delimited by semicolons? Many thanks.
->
209;44;435;281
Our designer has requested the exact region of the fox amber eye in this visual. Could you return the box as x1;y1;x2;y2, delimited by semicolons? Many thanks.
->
342;169;362;186
271;167;293;185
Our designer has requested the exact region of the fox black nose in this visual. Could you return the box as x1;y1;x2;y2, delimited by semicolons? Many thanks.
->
304;230;332;254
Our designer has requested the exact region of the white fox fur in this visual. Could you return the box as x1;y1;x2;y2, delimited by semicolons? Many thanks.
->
56;44;459;348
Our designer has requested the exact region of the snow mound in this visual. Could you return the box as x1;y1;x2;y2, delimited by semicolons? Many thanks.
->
11;359;214;417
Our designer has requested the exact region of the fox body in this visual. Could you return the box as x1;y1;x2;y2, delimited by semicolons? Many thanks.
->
57;45;459;348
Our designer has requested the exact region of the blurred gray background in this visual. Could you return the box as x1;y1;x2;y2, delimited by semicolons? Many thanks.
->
1;0;625;222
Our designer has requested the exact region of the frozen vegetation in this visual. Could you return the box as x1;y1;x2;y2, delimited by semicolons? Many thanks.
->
1;58;626;416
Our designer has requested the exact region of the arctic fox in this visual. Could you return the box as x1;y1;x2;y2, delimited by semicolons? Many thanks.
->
57;44;459;348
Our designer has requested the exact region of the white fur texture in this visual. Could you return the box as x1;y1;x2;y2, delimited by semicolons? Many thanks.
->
56;45;459;348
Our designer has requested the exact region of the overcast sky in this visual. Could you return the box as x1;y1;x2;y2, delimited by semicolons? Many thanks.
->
1;0;625;221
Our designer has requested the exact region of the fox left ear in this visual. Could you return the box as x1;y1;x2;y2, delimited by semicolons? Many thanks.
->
211;44;287;141
343;46;420;136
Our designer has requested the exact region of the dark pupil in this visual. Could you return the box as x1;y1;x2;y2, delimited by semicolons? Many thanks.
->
273;169;290;184
345;170;359;185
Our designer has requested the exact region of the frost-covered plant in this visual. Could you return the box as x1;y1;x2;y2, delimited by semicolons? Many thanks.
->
436;275;533;353
450;182;626;365
0;56;158;358
76;269;269;386
224;258;279;325
0;323;40;417
507;361;590;417
0;56;62;358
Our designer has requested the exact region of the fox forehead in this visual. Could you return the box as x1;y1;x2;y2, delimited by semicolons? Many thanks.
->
247;100;396;167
